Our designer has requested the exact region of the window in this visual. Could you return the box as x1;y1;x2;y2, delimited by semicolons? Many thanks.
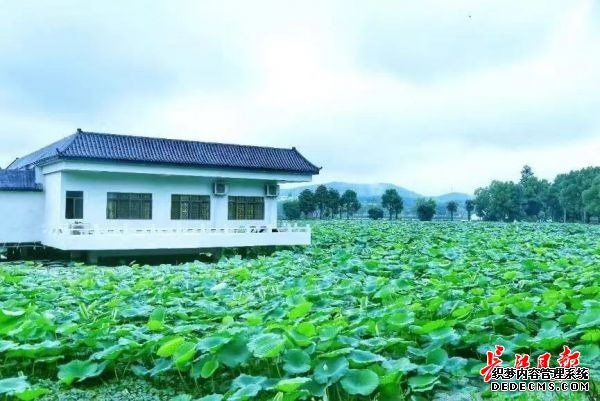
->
65;191;84;219
171;195;210;220
228;196;265;220
106;193;152;220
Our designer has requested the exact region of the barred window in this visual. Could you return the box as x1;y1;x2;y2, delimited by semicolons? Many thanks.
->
106;193;152;220
171;195;210;220
65;191;84;219
228;196;265;220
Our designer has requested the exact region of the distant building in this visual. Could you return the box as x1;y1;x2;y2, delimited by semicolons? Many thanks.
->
0;129;319;261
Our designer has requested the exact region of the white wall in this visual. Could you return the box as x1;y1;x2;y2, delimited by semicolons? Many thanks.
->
49;171;279;231
0;191;44;243
43;172;62;233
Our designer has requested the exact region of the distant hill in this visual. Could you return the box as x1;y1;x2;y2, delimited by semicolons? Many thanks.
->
434;192;470;204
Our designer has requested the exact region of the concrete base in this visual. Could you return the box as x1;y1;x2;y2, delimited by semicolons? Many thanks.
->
87;252;99;265
43;229;311;251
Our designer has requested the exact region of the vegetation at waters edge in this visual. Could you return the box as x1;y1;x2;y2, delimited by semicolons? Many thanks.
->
282;165;600;222
473;165;600;223
367;207;384;220
1;221;599;400
416;199;437;222
382;189;404;220
446;202;458;221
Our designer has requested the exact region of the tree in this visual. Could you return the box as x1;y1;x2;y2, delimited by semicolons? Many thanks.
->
465;199;474;221
416;198;436;221
381;189;403;220
582;175;600;218
446;201;458;221
520;165;534;182
519;165;549;221
554;167;600;222
474;181;521;221
367;207;384;220
341;190;361;219
314;185;329;219
282;200;301;220
469;165;600;224
473;187;491;221
327;188;341;219
297;189;316;219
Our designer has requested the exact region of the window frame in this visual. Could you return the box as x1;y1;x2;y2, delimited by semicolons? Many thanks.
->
106;192;153;220
227;196;265;220
171;194;211;220
65;191;84;220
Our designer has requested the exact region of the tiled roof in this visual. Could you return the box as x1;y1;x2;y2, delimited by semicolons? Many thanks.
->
0;169;42;191
7;130;321;174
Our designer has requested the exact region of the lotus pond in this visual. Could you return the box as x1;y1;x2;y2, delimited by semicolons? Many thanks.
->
0;221;599;401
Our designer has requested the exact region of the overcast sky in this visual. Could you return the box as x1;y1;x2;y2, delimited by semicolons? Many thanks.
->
1;1;599;195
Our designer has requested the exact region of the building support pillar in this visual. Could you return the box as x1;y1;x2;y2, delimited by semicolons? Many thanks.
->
87;252;99;265
18;247;30;260
70;251;83;261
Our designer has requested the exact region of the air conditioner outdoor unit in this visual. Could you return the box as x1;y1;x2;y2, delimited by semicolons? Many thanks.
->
265;184;279;197
213;182;228;196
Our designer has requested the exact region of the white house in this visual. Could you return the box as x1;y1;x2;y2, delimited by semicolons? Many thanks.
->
0;129;319;261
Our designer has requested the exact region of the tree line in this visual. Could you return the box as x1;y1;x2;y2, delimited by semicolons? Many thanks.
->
282;186;463;221
282;186;362;219
473;165;600;223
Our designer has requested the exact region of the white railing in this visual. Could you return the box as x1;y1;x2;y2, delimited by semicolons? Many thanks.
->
49;223;311;237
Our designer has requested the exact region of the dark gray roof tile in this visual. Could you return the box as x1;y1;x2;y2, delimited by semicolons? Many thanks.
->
0;169;42;191
8;130;320;174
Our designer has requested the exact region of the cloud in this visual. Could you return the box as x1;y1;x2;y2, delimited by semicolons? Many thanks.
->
0;0;598;195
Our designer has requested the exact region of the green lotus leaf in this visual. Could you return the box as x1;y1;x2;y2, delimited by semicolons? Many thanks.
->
288;301;313;320
147;307;166;331
15;387;50;401
198;395;223;401
349;349;385;364
340;369;379;396
426;349;448;366
173;341;197;365
248;333;286;358
313;357;349;384
283;349;311;374
197;336;231;352
170;395;192;401
576;308;600;328
217;336;251;368
0;376;29;395
382;358;418;373
408;374;439;392
228;384;261;401
58;360;107;385
276;377;311;392
387;311;414;327
157;337;185;357
200;358;219;378
510;300;535;317
231;374;268;390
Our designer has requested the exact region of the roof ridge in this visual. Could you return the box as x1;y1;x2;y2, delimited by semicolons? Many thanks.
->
78;130;297;152
291;147;321;172
6;132;79;170
58;131;81;155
